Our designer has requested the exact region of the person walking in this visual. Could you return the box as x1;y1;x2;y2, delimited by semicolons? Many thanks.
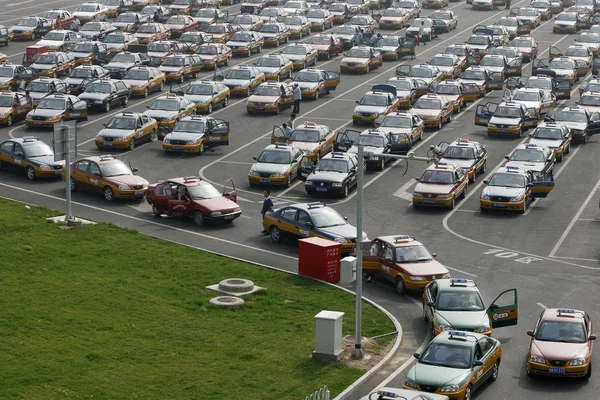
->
505;0;511;9
356;28;363;45
260;190;274;234
24;90;33;105
55;17;62;30
282;122;292;138
153;11;160;22
292;83;301;114
419;21;427;45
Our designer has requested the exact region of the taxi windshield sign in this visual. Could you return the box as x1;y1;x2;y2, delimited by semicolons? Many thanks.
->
451;278;468;284
449;331;467;337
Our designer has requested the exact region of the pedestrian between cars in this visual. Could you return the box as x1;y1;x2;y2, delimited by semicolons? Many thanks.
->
287;113;296;129
24;90;32;105
293;84;301;114
260;190;274;234
55;17;62;30
153;11;160;23
506;0;511;9
282;123;292;138
357;29;364;45
419;21;427;45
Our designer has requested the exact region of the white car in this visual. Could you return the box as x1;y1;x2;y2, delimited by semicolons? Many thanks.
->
505;143;554;174
73;3;109;23
504;87;555;116
36;30;82;51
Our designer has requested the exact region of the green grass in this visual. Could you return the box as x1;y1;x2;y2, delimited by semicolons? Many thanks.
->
0;199;395;400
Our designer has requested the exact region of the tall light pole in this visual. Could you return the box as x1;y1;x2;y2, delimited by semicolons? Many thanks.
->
352;144;365;360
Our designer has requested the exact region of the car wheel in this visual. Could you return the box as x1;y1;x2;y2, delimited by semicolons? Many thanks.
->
128;139;135;151
449;196;456;209
70;178;77;192
395;276;406;294
5;115;11;126
342;184;349;197
490;360;500;382
462;184;468;199
314;89;319;100
423;302;428;321
52;71;57;79
275;39;279;47
456;102;461;114
152;204;162;216
365;64;370;73
480;161;486;174
257;45;262;53
463;385;472;400
285;174;291;187
223;96;229;107
247;48;252;57
104;186;114;202
193;211;206;226
143;87;149;98
180;74;185;83
270;225;283;243
26;166;35;181
199;141;205;154
584;363;592;380
565;142;571;154
104;102;111;112
149;129;157;142
469;173;475;184
208;102;213;114
31;32;36;40
379;158;385;171
447;113;451;123
122;96;128;107
438;119;443;130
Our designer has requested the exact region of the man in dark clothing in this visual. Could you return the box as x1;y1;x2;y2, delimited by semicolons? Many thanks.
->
153;11;160;23
260;190;274;234
505;0;511;9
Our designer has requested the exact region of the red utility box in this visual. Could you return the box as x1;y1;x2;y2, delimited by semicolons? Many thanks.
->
298;237;341;283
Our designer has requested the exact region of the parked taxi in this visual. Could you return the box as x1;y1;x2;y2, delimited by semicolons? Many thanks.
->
528;122;571;162
476;101;538;137
195;43;232;69
412;163;468;209
433;138;488;183
0;63;31;91
431;80;471;113
397;64;444;96
290;68;340;99
352;85;401;125
283;15;312;39
158;53;203;82
144;93;196;137
248;142;310;187
281;42;319;70
11;16;54;41
226;31;264;57
162;115;230;154
429;53;463;80
95;111;158;151
0;136;64;180
259;23;291;47
200;23;236;44
410;94;453;130
102;32;139;54
222;64;266;96
270;121;336;161
30;51;76;78
254;54;294;81
25;94;88;127
340;46;382;73
0;91;33;126
180;79;230;113
246;81;294;114
134;22;171;44
73;3;110;23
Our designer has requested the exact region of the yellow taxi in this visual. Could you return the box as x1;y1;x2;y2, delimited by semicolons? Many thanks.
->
428;53;463;80
396;64;444;97
246;81;294;114
195;43;232;69
271;121;336;162
248;142;308;187
180;79;230;114
25;94;88;127
30;51;76;78
102;32;139;54
134;22;171;44
95;111;158;151
258;22;291;47
122;66;166;97
340;46;383;73
0;25;14;46
281;42;319;70
0;63;30;91
254;54;294;81
200;23;236;44
283;15;312;39
306;9;335;31
226;30;264;57
0;136;64;180
362;235;451;293
290;68;340;100
162;115;230;154
64;154;149;202
434;138;488;183
0;91;33;126
222;64;266;96
352;85;401;125
410;94;454;129
143;93;197;138
432;80;470;113
412;163;468;209
158;53;203;83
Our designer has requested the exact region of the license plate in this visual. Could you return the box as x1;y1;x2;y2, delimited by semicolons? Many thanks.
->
498;129;506;133
260;178;270;183
316;187;327;192
549;368;565;374
423;199;436;204
347;66;354;70
135;190;144;195
173;146;182;150
35;122;43;125
362;116;371;121
54;170;61;175
104;142;113;146
224;215;234;221
493;203;506;208
255;106;263;110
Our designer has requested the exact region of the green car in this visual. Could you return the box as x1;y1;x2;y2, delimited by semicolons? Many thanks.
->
423;278;518;337
403;330;502;400
247;143;313;187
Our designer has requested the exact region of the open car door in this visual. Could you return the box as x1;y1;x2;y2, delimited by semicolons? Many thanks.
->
530;171;555;198
592;56;600;75
297;155;315;181
334;128;361;152
396;65;411;77
271;125;289;144
413;79;431;98
532;57;550;76
507;58;522;76
222;178;237;202
431;140;450;159
574;59;589;77
549;45;563;60
506;76;527;90
474;102;498;126
387;132;412;154
588;112;600;135
501;88;513;101
399;37;416;57
206;119;229;147
461;82;482;102
509;7;519;16
323;71;340;91
487;288;518;329
168;82;186;96
555;80;572;100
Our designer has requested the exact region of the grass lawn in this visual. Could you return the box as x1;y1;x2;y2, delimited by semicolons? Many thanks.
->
0;199;396;400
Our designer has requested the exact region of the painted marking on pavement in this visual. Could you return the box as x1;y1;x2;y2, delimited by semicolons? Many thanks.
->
393;179;416;201
537;302;547;309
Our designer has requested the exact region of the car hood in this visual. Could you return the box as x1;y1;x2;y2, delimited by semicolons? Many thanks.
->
79;92;109;101
439;158;476;169
256;66;280;73
434;65;454;73
483;66;503;73
223;78;250;86
354;105;386;113
109;174;149;187
347;145;384;155
145;109;179;119
415;182;454;194
557;121;586;130
551;68;574;76
528;138;563;148
380;16;404;22
104;43;125;50
379;46;399;52
506;160;545;172
285;54;306;61
165;131;202;140
248;94;279;103
412;108;443;118
36;39;64;47
74;12;96;17
318;224;365;242
489;116;522;125
334;33;354;40
513;100;541;109
98;128;135;138
28;109;64;118
517;16;537;21
106;62;132;69
184;94;212;103
260;32;279;38
193;196;239;212
30;91;49;100
148;51;170;57
467;44;489;51
28;155;65;168
165;24;185;30
578;105;600;114
252;162;290;174
378;127;412;136
70;51;94;58
407;26;431;33
31;63;55;70
122;79;149;87
438;94;460;102
396;259;449;277
409;363;472;387
135;32;155;38
341;56;368;64
226;40;251;47
554;20;576;26
483;185;526;197
311;44;330;51
435;310;489;329
577;43;599;50
288;141;319;152
159;66;183;73
531;340;588;360
459;78;486;87
11;26;34;32
197;54;219;61
515;46;534;53
306;170;346;183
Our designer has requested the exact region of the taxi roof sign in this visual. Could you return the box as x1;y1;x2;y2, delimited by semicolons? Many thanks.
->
376;391;402;399
506;165;519;170
558;309;575;314
307;202;324;209
99;155;114;160
393;235;411;242
22;136;38;142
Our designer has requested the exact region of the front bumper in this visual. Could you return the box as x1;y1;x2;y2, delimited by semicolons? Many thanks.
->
306;184;346;196
232;47;251;55
527;361;590;378
412;195;454;208
340;64;369;73
421;116;442;128
114;188;148;199
553;25;577;33
472;3;494;9
249;174;291;186
229;86;250;96
352;113;377;124
25;117;61;127
166;72;185;81
487;125;521;136
34;166;64;178
401;384;466;400
480;198;524;211
247;103;279;113
163;142;203;153
95;139;131;149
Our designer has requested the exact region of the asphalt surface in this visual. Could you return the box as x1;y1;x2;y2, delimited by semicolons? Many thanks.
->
1;0;599;399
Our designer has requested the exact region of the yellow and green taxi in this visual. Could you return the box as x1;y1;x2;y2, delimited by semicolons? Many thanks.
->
528;122;571;162
410;94;454;129
0;24;14;46
134;22;171;44
373;112;424;152
552;45;592;77
0;63;31;91
30;51;76;78
200;23;236;44
412;163;468;209
262;201;368;255
102;32;139;54
423;278;518;336
258;22;291;47
385;77;421;108
281;42;319;70
73;3;110;23
25;94;88;127
377;8;409;30
195;43;232;70
180;79;230;113
433;138;487;183
248;142;308;187
66;41;113;65
404;330;503;400
429;53;463;80
143;93;197;138
458;66;492;101
226;31;264;57
352;85;401;125
0;136;64;180
476;101;538;137
290;68;340;100
397;64;444;96
526;308;595;379
10;16;54;41
340;46;383;73
232;13;264;31
432;80;469;113
254;54;294;81
246;81;294;114
362;235;450;293
283;15;312;39
64;155;149;202
158;53;203;83
480;166;555;213
122;66;165;97
328;3;351;24
95;111;158;151
0;91;33;126
162;115;230;154
25;77;69;106
306;9;335;31
271;121;336;161
222;64;265;96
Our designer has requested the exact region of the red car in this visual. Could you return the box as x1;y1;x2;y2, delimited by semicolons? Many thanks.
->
307;34;344;60
146;177;241;226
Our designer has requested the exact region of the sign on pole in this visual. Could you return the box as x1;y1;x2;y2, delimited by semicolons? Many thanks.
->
53;121;77;224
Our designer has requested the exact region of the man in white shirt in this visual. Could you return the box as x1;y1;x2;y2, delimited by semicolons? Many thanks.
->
292;83;302;114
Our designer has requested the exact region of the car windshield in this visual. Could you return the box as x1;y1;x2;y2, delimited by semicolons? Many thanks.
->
188;184;221;200
383;9;405;16
35;54;57;65
44;32;66;41
408;68;434;78
518;8;537;16
294;71;320;83
316;158;348;172
444;47;464;57
436;290;485;311
509;148;545;162
397;1;416;7
197;10;217;18
419;170;454;184
511;39;533;47
550;60;574;69
535;320;587;343
38;98;65;110
149;99;179;111
410;20;432;28
480;57;504;67
289;129;320;142
309;207;346;228
81;23;102;32
106;116;136;130
565;47;589;57
349;17;369;25
71;43;95;52
354;135;384;147
104;34;125;43
285;17;305;26
309;36;332;45
525;79;550;90
379;37;399;47
137;24;158;33
149;43;171;52
395;244;432;262
167;17;187;25
462;70;486;80
498;18;518;26
579;95;600;106
235;16;255;24
467;36;488;45
531;1;549;7
0;96;13;107
513;91;541;101
431;11;451;19
578;34;599;43
435;85;460;95
259;9;278;16
111;54;135;63
359;94;387;106
85;82;111;93
103;0;120;4
231;32;252;42
284;1;303;8
488;172;526;187
494;106;521;118
174;120;205;132
43;11;61;19
116;14;137;22
196;46;218;55
27;82;50;92
380;116;411;128
257;149;291;164
332;27;355;35
556;13;576;21
284;46;308;55
387;80;411;91
187;84;213;95
23;141;54;157
203;25;225;33
261;25;281;33
174;0;192;4
532;127;562;139
0;67;14;77
415;98;442;109
253;85;282;96
430;56;455;67
162;57;185;66
123;69;149;80
100;161;132;177
224;69;251;79
16;18;38;27
443;146;475;160
307;10;326;18
557;110;587;122
420;342;472;369
76;5;99;12
577;0;594;4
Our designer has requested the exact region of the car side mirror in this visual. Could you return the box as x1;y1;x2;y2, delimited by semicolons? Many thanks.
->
180;108;185;112
489;304;498;310
103;123;107;127
590;335;597;341
504;155;509;160
473;360;484;367
343;216;348;220
94;172;102;177
413;352;420;359
146;105;151;109
427;301;435;307
132;167;138;173
414;177;420;182
528;133;533;137
253;156;257;161
136;124;142;129
526;183;533;188
527;330;534;337
431;253;437;258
